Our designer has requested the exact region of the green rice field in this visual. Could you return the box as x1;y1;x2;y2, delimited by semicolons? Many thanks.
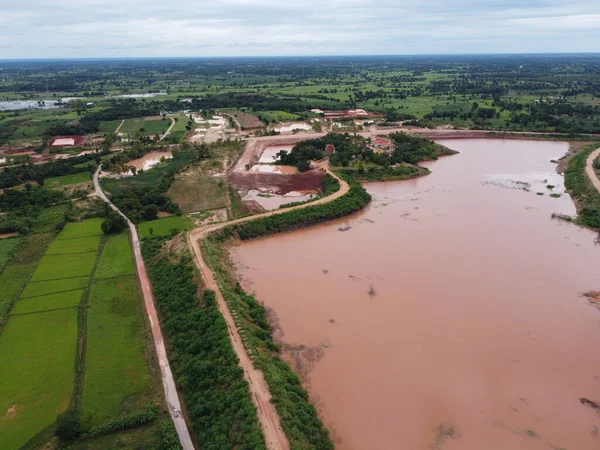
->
12;289;84;315
93;233;135;279
31;252;97;282
0;308;79;450
57;218;104;240
21;277;89;298
82;276;151;426
46;235;102;255
138;216;192;239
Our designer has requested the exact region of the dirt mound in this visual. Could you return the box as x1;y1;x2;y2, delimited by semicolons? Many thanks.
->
230;169;326;195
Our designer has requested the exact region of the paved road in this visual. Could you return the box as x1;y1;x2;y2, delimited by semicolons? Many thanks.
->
187;165;350;450
585;147;600;193
93;166;195;450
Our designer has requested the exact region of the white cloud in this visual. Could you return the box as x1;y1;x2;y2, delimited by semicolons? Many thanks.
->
0;0;599;58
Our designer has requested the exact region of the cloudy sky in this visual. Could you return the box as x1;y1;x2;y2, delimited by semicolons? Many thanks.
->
1;0;599;58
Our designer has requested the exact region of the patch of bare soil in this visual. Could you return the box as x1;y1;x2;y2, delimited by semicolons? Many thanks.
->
3;405;18;420
230;169;326;195
0;232;19;239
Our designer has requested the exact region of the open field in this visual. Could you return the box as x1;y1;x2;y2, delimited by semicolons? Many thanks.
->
0;264;35;324
120;117;170;137
82;276;151;426
168;176;229;213
46;235;102;255
255;110;301;123
229;110;264;129
137;216;192;239
165;114;191;143
12;289;84;315
57;218;104;240
98;119;122;133
0;308;79;450
46;171;92;188
31;252;97;281
94;233;135;279
21;276;89;298
0;237;20;270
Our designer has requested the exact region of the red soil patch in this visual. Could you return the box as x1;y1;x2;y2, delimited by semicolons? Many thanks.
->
232;111;264;130
230;169;327;195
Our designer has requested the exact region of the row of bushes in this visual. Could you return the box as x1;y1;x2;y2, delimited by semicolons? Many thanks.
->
199;174;372;448
564;143;600;229
80;407;159;439
336;163;427;182
141;238;266;449
226;175;370;240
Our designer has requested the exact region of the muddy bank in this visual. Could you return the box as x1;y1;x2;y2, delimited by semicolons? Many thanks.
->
233;139;600;450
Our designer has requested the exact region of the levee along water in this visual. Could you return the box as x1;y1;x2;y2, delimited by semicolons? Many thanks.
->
232;139;600;450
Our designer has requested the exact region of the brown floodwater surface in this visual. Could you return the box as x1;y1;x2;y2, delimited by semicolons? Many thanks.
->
231;140;600;450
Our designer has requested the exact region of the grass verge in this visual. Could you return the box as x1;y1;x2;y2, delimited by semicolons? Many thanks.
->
564;143;600;229
142;236;266;449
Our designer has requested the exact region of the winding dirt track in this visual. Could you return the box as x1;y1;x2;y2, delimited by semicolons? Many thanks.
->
585;147;600;193
160;117;176;141
187;166;349;450
93;167;194;450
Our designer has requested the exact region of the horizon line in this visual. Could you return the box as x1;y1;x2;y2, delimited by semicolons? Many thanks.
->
2;52;600;62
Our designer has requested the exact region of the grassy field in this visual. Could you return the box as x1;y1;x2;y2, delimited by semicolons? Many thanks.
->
168;175;229;213
0;308;79;450
94;233;135;279
255;110;301;123
98;119;123;133
46;235;102;255
0;238;20;270
12;289;84;315
31;252;97;282
82;276;151;426
21;276;89;298
137;216;192;239
164;114;191;144
46;172;92;188
120;117;170;137
0;264;35;325
57;218;104;240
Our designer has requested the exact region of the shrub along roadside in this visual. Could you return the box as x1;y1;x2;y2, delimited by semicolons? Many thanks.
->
199;174;371;449
80;406;158;440
564;143;600;229
141;238;266;449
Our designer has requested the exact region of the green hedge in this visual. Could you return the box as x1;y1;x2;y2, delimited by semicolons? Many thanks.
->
142;239;266;449
80;407;158;439
564;143;600;229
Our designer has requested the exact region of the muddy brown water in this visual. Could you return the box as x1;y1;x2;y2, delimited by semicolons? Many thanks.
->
128;151;172;171
232;139;600;450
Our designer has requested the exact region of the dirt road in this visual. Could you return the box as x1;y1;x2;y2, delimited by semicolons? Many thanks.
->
93;167;194;450
187;167;350;450
114;119;125;134
160;117;176;141
585;147;600;193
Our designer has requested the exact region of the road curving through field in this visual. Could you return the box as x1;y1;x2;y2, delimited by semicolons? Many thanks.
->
187;166;350;450
93;166;194;450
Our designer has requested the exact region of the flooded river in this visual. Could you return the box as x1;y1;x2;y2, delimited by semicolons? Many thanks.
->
232;139;600;450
